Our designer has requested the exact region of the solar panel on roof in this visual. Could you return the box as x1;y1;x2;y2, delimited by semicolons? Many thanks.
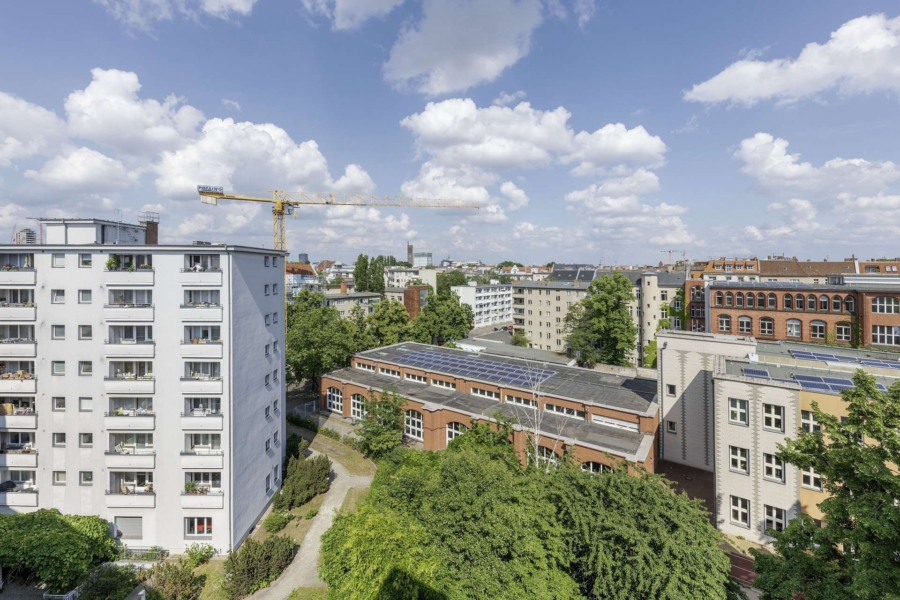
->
800;381;831;391
828;384;852;392
742;368;770;378
822;377;852;386
877;384;888;392
794;375;824;383
392;349;556;386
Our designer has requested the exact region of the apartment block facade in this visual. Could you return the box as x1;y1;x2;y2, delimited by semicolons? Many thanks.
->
451;283;512;328
0;219;285;553
324;292;381;317
384;267;438;291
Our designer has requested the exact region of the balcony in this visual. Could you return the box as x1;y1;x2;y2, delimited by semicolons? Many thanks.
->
0;269;36;286
0;341;36;357
180;305;223;322
180;269;223;286
181;412;223;431
0;305;36;321
104;412;155;431
104;341;155;358
103;305;154;322
104;377;155;395
180;377;223;395
105;492;156;508
0;412;37;430
105;450;156;469
181;490;224;509
0;489;38;507
104;268;154;286
0;376;36;394
0;451;38;468
181;341;223;359
180;451;224;469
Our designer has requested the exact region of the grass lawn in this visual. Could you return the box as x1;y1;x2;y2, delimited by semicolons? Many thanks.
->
287;425;376;478
286;587;327;600
250;493;328;543
196;559;228;600
340;486;369;513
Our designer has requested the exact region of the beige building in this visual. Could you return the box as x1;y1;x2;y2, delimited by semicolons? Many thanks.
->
383;267;438;290
324;292;380;317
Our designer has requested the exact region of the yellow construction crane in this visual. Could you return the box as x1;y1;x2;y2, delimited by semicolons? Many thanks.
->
197;185;479;252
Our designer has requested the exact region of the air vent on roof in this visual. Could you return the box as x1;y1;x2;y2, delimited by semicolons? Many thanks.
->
192;241;212;246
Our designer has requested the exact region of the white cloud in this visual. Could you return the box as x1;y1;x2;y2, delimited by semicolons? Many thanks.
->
0;92;67;166
65;68;205;157
500;181;528;210
685;14;900;106
573;0;596;27
301;204;419;250
383;0;543;95
24;147;138;191
400;161;494;204
673;115;698;134
301;0;406;30
744;198;825;242
563;123;667;176
0;202;29;228
94;0;259;30
221;99;241;111
513;220;585;249
492;90;527;106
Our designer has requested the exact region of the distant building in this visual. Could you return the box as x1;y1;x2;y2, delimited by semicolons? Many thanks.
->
297;253;309;263
407;242;413;265
452;282;513;328
385;285;431;318
384;267;437;291
324;292;381;317
285;262;321;297
413;252;433;268
14;228;36;245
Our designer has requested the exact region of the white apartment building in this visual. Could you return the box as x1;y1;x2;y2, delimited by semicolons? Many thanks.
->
384;267;438;291
0;218;285;553
451;283;512;328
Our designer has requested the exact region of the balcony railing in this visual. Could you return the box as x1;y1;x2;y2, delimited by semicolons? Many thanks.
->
103;411;155;431
105;448;156;469
0;339;37;357
104;375;155;394
0;410;37;429
181;489;224;509
0;488;38;507
180;376;223;394
105;490;156;508
103;304;154;322
180;411;223;430
181;340;223;358
0;448;38;468
103;267;154;285
180;304;223;322
180;450;224;469
0;269;36;285
104;339;155;358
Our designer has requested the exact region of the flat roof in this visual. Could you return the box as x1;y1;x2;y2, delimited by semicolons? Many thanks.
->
325;367;652;461
0;244;286;254
325;292;381;300
357;342;657;416
723;357;897;395
459;340;575;366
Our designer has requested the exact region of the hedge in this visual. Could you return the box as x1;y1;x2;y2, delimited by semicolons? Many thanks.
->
223;536;295;599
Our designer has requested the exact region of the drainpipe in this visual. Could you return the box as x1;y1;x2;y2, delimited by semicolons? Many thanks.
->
658;341;667;461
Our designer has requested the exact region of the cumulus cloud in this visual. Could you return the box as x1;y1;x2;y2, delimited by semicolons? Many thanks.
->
563;123;667;176
24;147;138;191
94;0;259;30
383;0;543;95
0;202;29;228
400;161;494;203
685;14;900;106
300;205;419;251
0;92;67;166
743;198;825;242
500;181;528;210
573;0;596;27
493;90;527;106
301;0;406;30
513;220;587;249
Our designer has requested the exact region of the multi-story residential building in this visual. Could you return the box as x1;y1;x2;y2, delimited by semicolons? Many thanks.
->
384;267;438;291
14;229;37;245
412;252;433;268
701;258;760;282
858;259;900;274
0;218;285;553
686;265;707;332
385;285;431;318
657;330;897;543
451;282;512;328
319;342;658;473
324;292;380;317
285;262;322;298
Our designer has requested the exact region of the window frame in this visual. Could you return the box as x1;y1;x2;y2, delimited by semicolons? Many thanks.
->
763;453;784;483
730;495;750;528
729;446;749;474
763;404;784;432
728;398;749;426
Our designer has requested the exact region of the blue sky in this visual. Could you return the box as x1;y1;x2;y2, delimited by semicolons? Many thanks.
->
2;1;899;265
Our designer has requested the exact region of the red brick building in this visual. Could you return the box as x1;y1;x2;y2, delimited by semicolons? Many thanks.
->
318;342;659;473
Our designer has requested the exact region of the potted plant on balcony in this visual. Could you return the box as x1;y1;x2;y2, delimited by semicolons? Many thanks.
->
138;264;152;270
184;481;199;494
127;264;136;273
105;255;120;271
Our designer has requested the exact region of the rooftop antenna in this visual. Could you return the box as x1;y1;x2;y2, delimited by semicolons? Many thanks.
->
115;209;123;244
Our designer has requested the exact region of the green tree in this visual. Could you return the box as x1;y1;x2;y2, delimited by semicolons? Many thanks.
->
79;564;139;600
497;260;524;268
668;289;687;330
511;331;530;347
357;388;406;458
546;261;556;269
752;371;900;600
564;273;637;367
367;300;411;347
437;270;467;296
410;292;472;344
643;301;671;368
286;290;354;388
368;256;385;295
353;254;369;292
347;303;375;352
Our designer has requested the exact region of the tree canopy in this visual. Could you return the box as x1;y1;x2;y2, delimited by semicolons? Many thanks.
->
286;290;355;387
437;270;468;296
497;261;524;268
368;256;386;294
367;300;411;347
564;273;637;367
353;254;369;292
511;330;530;347
752;370;900;600
410;291;473;344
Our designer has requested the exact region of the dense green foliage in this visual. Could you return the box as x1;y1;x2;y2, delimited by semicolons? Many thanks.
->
320;431;736;600
367;300;411;346
148;559;203;600
353;254;369;292
511;330;529;347
224;536;295;599
436;270;467;295
368;256;386;294
564;273;637;367
752;371;900;600
0;509;119;593
356;389;406;458
284;432;311;461
264;511;292;533
286;290;356;387
497;261;524;268
78;564;139;600
183;543;215;569
273;453;332;511
410;291;473;344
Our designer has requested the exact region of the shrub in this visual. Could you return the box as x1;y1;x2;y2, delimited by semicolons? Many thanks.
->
286;413;318;432
183;543;215;568
149;559;202;600
276;454;332;510
264;512;291;533
285;434;309;461
78;564;139;600
224;536;295;599
304;508;319;520
319;427;341;441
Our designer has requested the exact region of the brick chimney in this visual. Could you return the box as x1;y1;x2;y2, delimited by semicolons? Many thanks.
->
138;211;159;245
340;281;348;294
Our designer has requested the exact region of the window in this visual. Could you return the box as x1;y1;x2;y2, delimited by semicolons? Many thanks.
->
760;318;774;336
265;374;270;387
873;325;900;345
746;293;755;308
810;320;826;340
265;406;270;419
872;296;900;314
273;312;278;324
79;433;93;447
729;446;749;474
79;325;92;340
351;394;365;420
79;361;92;375
787;319;801;338
661;290;668;301
768;293;776;309
729;398;749;425
264;284;270;296
801;410;821;433
660;308;668;319
79;254;92;267
725;292;733;307
506;394;537;408
404;409;424;440
666;384;676;397
265;343;270;356
545;402;585;419
845;297;855;313
52;325;65;340
326;387;343;412
757;293;765;308
79;289;92;303
765;506;786;533
718;315;731;332
185;517;213;537
53;471;66;485
446;422;468;442
783;294;792;309
379;367;400;378
536;446;559;468
273;398;278;413
730;496;750;527
265;474;271;492
79;397;93;412
80;472;93;485
52;253;65;267
356;362;375;372
265;439;271;453
116;517;143;540
264;256;270;267
735;293;744;307
666;420;677;434
807;295;816;310
795;294;804;310
273;340;278;352
53;432;66;447
581;462;613;474
715;291;723;306
53;397;66;411
51;289;65;304
472;387;500;400
265;314;270;326
431;379;456;390
836;323;851;342
802;467;822;491
763;404;784;432
52;361;65;375
832;296;842;311
672;317;681;330
273;431;278;444
738;316;752;334
273;284;278;295
764;454;784;482
273;369;278;382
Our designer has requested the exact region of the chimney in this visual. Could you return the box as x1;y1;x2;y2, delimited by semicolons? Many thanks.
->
340;281;348;295
138;211;159;245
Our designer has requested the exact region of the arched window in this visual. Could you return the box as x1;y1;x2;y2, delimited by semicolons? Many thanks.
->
836;322;851;343
810;320;826;340
350;394;365;420
787;319;801;338
326;387;343;412
736;292;744;307
783;294;793;310
757;293;766;308
446;421;468;443
738;316;752;334
725;292;734;307
715;291;724;306
760;317;774;336
872;296;900;314
845;297;855;313
768;293;777;309
807;295;816;310
536;446;559;468
796;294;805;311
404;409;424;440
832;295;842;312
819;295;829;311
581;461;613;474
718;315;731;332
746;293;755;308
